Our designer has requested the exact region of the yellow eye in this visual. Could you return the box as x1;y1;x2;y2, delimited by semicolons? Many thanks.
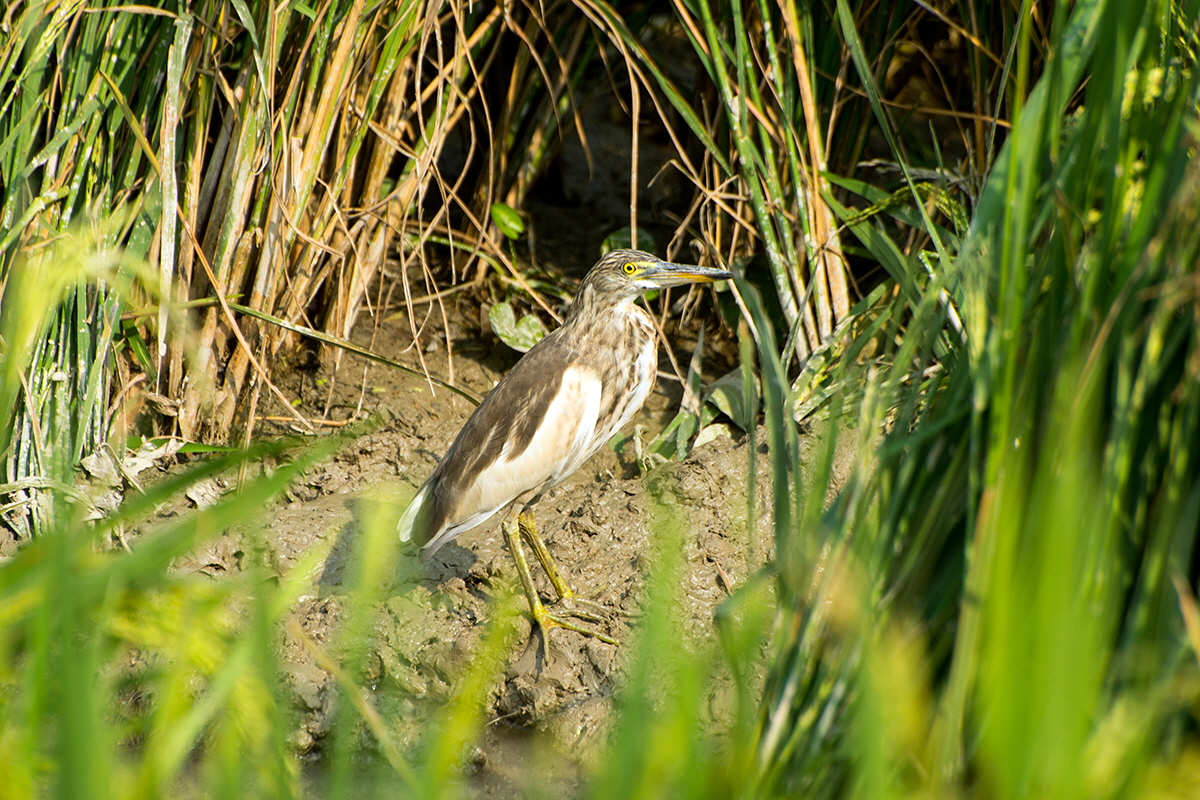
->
622;263;636;275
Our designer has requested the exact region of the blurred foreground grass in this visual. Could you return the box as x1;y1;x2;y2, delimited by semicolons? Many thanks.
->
2;0;1200;797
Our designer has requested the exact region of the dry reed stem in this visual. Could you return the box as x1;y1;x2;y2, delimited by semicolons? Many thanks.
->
781;0;850;333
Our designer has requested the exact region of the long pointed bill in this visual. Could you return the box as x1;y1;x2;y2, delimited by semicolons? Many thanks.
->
642;261;732;288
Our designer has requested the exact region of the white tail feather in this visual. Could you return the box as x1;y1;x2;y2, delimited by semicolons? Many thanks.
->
396;483;429;543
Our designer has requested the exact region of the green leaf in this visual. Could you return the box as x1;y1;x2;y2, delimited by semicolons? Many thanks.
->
120;319;156;382
646;408;691;461
489;203;525;240
706;368;758;431
488;301;547;353
693;422;733;448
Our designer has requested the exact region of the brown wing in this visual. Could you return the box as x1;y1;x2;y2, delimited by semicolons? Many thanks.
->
401;327;583;549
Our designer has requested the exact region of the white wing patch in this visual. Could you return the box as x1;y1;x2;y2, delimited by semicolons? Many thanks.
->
545;366;604;484
499;364;602;491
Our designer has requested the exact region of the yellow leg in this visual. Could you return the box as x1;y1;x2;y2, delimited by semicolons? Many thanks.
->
517;512;577;602
517;512;617;624
502;516;618;646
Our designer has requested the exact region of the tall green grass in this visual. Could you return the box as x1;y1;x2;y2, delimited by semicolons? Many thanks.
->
754;0;1200;796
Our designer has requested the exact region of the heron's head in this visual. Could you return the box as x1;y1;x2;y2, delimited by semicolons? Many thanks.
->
573;249;731;313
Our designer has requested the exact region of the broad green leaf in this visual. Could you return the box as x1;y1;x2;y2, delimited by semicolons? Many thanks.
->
488;300;547;353
705;368;758;432
489;202;525;240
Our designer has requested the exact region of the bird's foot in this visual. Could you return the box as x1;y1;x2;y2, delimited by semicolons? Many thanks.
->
550;592;620;624
530;598;619;646
504;515;620;646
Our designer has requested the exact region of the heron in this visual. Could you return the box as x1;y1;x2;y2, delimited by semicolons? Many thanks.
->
398;249;731;644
